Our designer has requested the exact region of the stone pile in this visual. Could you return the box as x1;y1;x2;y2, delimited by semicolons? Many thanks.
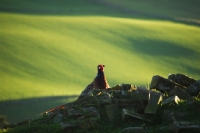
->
0;115;9;128
1;73;200;133
151;73;200;98
38;73;199;133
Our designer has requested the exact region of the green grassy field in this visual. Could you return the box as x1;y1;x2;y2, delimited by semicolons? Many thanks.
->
0;0;200;123
104;0;200;21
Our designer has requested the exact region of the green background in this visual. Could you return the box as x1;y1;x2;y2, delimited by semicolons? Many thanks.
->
0;0;200;123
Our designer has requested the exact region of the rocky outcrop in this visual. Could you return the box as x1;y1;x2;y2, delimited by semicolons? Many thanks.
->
1;73;200;133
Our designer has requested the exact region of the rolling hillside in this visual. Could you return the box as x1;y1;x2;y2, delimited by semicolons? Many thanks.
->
0;0;200;101
0;0;200;123
104;0;200;22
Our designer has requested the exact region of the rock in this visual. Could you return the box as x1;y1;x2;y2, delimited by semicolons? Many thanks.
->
95;91;112;106
108;84;137;98
68;107;100;119
116;98;147;113
111;90;121;98
131;87;149;101
105;104;118;122
110;84;137;91
116;98;138;105
150;75;185;93
145;91;163;114
173;112;190;121
53;114;63;123
169;121;200;133
37;75;200;132
168;73;196;87
120;127;146;133
110;84;121;90
135;100;147;114
169;86;193;100
162;96;180;106
163;110;191;122
162;110;177;122
64;107;100;130
0;115;9;127
78;107;100;120
79;118;98;129
121;84;137;91
73;96;96;106
150;75;175;93
122;109;151;122
68;108;82;117
187;100;200;112
186;80;200;96
61;122;76;132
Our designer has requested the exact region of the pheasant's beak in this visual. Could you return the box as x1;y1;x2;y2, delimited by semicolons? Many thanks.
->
97;64;105;71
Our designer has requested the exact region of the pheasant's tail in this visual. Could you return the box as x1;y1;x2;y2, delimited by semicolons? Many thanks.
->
41;104;65;115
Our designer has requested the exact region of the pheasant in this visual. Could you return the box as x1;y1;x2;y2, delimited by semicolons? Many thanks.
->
42;64;110;115
78;64;110;99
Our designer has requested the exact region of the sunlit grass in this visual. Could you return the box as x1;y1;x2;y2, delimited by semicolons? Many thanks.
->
0;12;200;101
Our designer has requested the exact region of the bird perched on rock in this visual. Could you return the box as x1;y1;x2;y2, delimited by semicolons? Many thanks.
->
78;64;110;99
41;64;110;115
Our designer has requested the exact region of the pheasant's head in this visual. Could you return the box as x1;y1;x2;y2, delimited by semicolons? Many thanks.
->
97;64;105;72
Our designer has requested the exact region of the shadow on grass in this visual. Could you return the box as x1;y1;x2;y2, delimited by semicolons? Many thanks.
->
128;39;197;57
0;95;78;124
0;0;200;27
128;39;200;75
0;0;120;16
101;31;200;75
103;30;198;58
